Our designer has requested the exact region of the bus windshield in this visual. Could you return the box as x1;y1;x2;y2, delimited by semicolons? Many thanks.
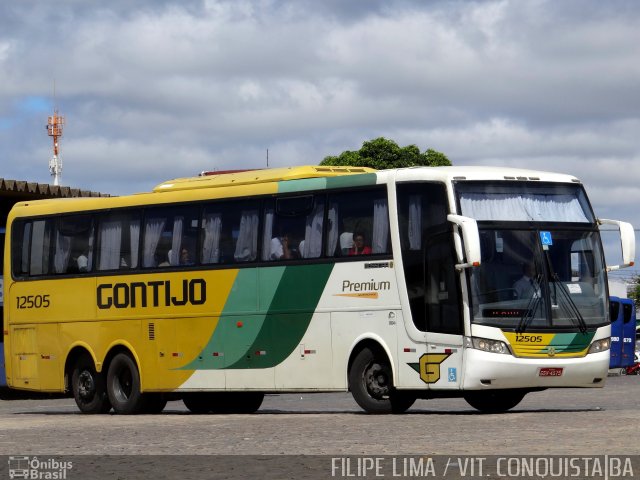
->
455;181;606;330
469;228;607;330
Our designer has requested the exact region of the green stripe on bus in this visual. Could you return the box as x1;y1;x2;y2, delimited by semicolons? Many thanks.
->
180;268;285;370
225;263;334;368
184;263;334;370
325;173;378;189
277;173;378;193
548;331;595;352
278;178;327;193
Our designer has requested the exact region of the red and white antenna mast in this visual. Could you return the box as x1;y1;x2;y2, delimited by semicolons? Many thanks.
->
47;86;65;186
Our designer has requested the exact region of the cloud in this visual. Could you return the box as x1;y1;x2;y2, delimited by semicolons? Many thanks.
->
1;0;639;271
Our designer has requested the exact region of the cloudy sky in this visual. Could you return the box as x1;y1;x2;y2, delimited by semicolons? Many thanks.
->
1;0;638;277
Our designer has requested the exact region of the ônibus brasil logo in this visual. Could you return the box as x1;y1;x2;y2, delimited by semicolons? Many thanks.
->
8;456;73;479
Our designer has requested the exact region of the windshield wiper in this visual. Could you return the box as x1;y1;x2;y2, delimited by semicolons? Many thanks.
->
549;273;588;334
516;273;543;334
542;248;588;334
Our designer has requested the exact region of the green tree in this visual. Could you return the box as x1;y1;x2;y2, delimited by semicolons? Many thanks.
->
320;137;451;169
628;276;640;307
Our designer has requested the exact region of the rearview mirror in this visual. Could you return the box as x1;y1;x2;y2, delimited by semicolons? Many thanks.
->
448;214;481;270
598;219;635;271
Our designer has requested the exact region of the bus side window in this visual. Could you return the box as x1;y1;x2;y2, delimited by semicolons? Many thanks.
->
201;200;260;265
142;206;199;268
23;219;52;276
11;220;31;277
97;211;141;271
262;195;322;261
52;215;94;275
325;188;389;257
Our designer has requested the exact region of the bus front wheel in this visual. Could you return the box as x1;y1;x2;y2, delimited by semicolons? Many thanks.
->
216;392;264;414
107;353;145;415
349;347;415;414
183;393;215;414
463;390;525;413
71;354;111;414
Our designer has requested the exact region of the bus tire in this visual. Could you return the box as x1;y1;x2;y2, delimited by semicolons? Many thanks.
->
71;353;111;414
349;347;406;414
183;393;214;414
141;394;167;414
107;353;145;415
463;390;525;413
390;391;416;414
213;392;264;414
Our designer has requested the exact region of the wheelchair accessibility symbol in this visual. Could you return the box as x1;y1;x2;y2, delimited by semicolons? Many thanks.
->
540;231;553;246
448;367;457;382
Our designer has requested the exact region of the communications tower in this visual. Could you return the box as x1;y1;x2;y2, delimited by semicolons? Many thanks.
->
47;109;65;186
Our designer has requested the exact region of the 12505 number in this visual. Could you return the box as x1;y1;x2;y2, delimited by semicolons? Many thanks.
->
16;295;51;309
515;335;543;343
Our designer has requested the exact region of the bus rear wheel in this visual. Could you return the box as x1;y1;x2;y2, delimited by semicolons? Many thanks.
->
142;394;168;414
349;347;414;414
71;353;111;414
107;353;145;415
464;390;526;413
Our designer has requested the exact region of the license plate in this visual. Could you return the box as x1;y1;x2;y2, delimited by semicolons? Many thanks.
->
539;367;563;377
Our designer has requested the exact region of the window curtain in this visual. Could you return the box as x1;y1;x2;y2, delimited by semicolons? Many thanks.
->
21;222;32;274
129;220;140;268
98;220;122;270
170;216;184;265
235;210;259;262
202;213;222;264
303;200;324;258
260;208;274;261
53;231;71;273
87;227;94;271
326;203;339;256
459;193;589;222
372;199;389;254
143;217;166;267
30;221;49;275
408;195;422;250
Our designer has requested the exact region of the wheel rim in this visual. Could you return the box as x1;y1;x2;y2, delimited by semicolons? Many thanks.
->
114;367;133;401
363;361;391;399
77;370;96;401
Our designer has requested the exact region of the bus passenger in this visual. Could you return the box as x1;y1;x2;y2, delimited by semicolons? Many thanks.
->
77;253;89;272
348;231;372;256
180;247;194;265
271;233;293;260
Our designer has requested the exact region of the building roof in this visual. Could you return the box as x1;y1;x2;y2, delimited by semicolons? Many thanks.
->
0;178;111;199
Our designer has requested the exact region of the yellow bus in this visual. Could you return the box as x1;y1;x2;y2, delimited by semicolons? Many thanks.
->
3;166;635;414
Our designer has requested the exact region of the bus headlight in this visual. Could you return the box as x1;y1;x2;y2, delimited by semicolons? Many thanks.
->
587;338;611;354
464;336;511;355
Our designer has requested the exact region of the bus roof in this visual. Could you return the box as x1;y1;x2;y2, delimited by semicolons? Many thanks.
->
153;166;376;193
391;165;581;185
7;165;584;219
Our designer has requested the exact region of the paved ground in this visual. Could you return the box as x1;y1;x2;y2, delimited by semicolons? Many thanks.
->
0;376;639;478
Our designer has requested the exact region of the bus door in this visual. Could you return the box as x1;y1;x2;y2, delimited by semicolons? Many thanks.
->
420;228;464;389
621;299;636;368
609;297;623;368
397;183;464;390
